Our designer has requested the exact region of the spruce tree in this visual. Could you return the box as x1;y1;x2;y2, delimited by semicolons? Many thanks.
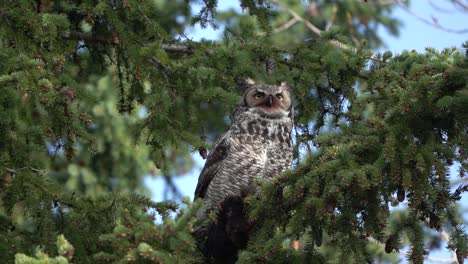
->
0;1;466;263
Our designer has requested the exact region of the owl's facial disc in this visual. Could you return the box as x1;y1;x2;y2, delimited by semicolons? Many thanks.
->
244;84;291;116
252;94;288;118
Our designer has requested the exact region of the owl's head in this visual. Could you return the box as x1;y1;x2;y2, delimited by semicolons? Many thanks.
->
241;78;292;117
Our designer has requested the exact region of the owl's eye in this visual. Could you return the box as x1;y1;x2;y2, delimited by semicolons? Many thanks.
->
254;92;264;100
276;93;284;101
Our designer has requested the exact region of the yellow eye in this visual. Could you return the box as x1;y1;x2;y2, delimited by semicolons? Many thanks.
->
254;92;264;100
276;93;284;101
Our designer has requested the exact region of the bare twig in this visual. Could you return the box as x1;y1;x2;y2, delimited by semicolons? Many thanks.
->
397;1;468;33
372;0;407;5
325;5;338;31
429;0;457;13
346;11;360;46
450;0;468;11
5;168;17;174
269;0;358;53
163;175;183;200
270;0;322;37
273;17;299;33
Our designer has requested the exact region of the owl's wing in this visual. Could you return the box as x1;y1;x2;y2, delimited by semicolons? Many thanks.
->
194;131;231;199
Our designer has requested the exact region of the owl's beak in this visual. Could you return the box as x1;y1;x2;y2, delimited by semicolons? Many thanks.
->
266;95;273;107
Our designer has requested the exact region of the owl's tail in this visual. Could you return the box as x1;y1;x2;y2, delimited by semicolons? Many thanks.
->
194;196;250;264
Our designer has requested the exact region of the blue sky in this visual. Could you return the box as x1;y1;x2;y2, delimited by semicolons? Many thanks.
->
147;0;467;203
145;0;467;261
377;1;467;52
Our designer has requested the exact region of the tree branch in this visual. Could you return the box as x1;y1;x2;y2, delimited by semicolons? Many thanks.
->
325;4;338;30
397;1;468;33
160;43;194;54
269;0;358;53
450;0;468;11
5;166;47;175
269;0;322;37
273;17;299;33
63;32;194;54
429;0;458;13
372;0;407;5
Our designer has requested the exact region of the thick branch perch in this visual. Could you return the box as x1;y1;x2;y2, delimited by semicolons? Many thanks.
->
64;32;194;54
5;166;46;175
160;43;194;54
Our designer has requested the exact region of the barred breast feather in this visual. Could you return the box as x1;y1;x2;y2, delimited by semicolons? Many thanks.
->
194;107;293;217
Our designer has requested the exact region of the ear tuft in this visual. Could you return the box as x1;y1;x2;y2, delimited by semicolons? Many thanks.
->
280;82;293;93
245;78;256;85
238;77;256;93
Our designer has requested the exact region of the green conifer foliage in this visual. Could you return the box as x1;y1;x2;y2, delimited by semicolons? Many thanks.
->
15;234;74;264
0;0;466;263
241;47;467;263
95;199;202;263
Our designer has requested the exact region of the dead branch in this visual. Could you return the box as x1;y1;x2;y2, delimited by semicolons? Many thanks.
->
273;17;299;33
269;0;358;53
429;0;458;13
397;1;468;33
325;5;338;31
449;0;468;11
270;0;322;37
371;0;407;5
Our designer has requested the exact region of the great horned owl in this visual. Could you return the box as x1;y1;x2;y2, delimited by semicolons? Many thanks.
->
194;79;293;218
